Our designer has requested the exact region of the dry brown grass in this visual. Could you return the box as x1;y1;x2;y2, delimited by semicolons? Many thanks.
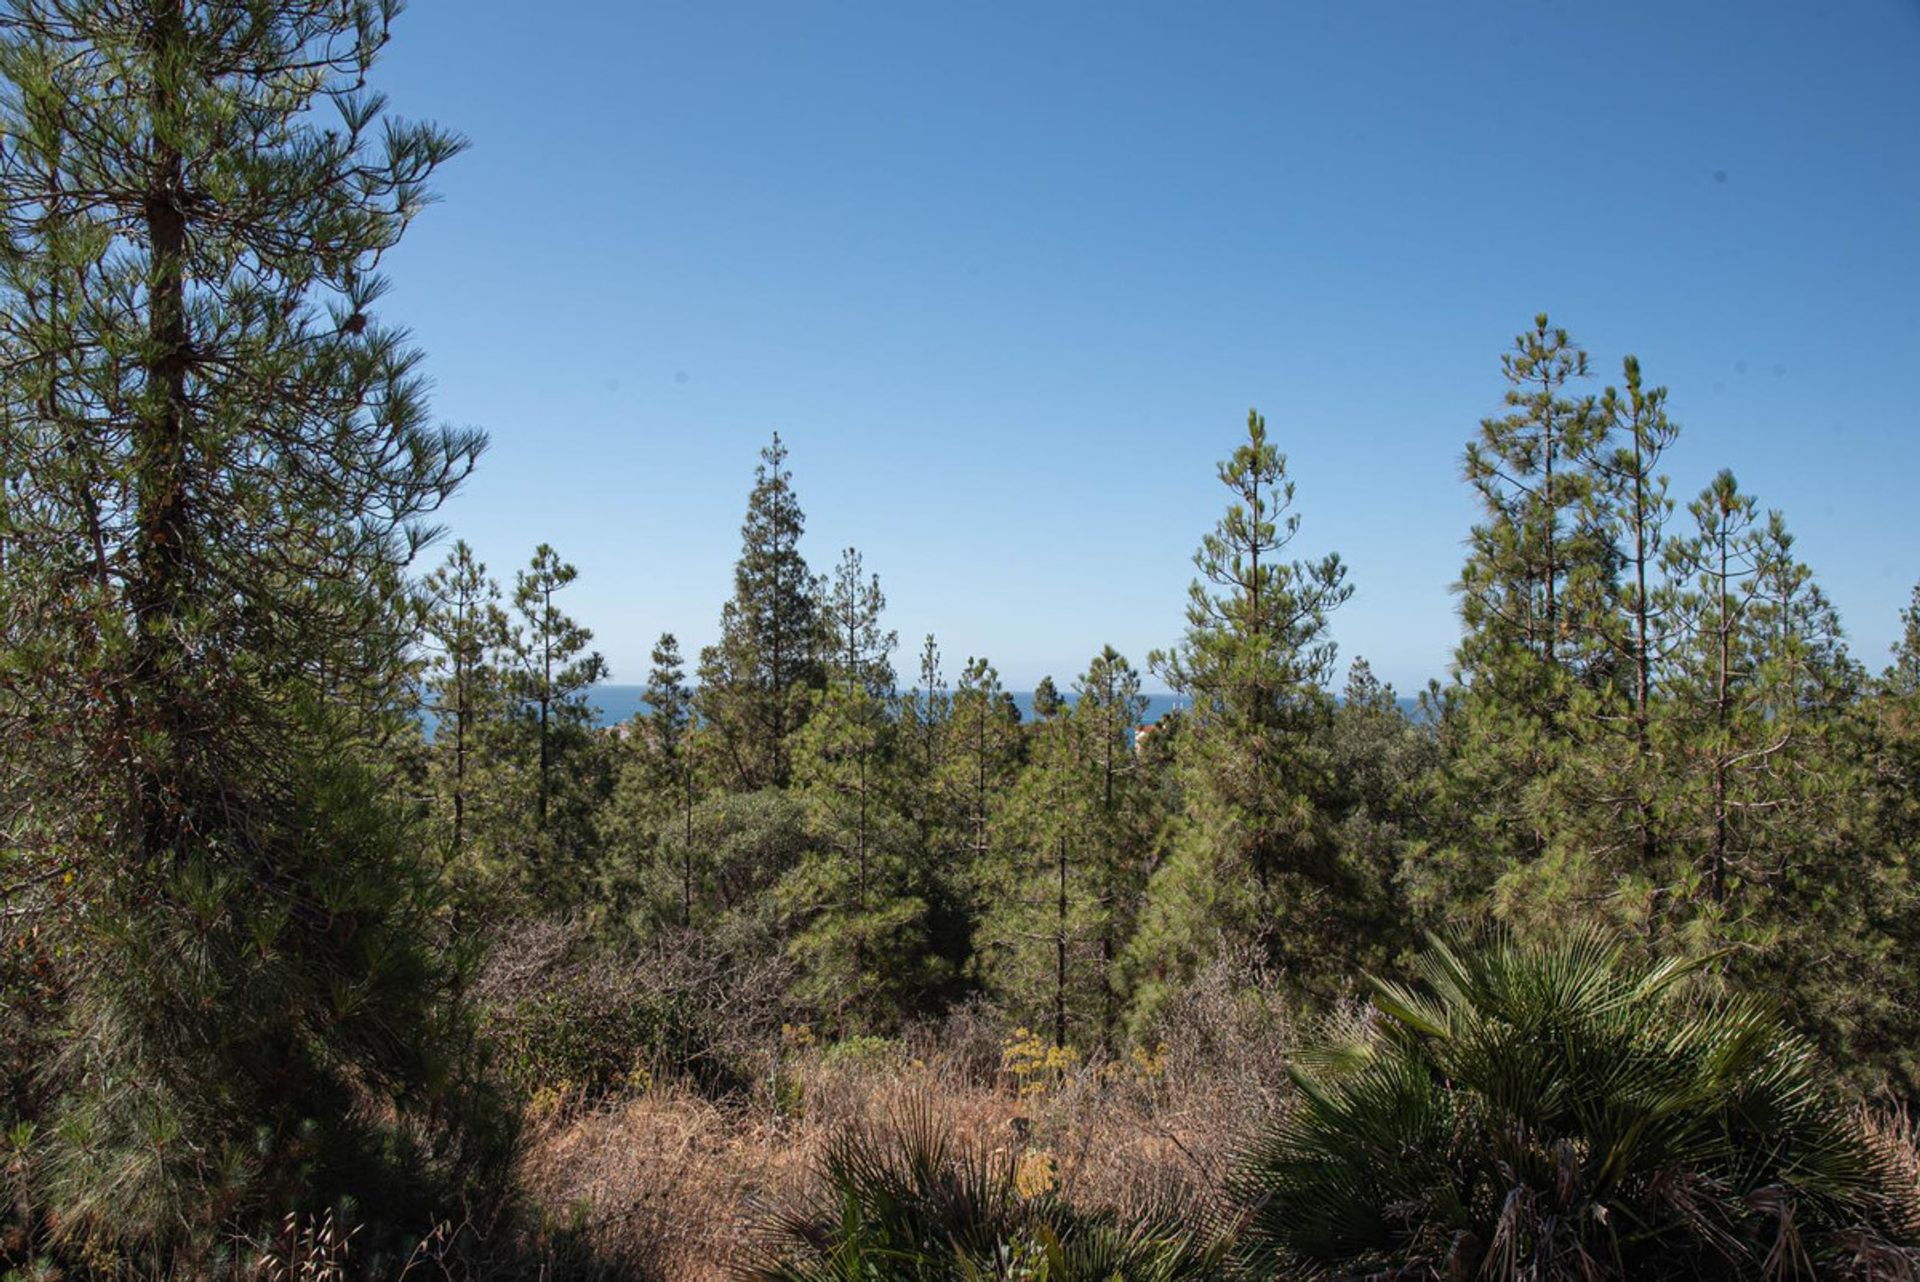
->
511;961;1296;1280
1862;1105;1920;1235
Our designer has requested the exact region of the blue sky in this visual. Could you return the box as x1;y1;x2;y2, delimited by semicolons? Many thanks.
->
373;1;1920;693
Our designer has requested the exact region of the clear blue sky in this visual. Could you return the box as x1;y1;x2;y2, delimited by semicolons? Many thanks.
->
372;0;1920;693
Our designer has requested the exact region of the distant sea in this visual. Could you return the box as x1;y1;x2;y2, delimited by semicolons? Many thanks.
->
580;686;1421;728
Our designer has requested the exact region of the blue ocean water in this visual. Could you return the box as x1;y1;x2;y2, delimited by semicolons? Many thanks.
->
580;686;1421;728
581;685;1187;727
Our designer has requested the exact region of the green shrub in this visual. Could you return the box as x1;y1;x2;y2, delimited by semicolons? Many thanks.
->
819;1034;901;1069
485;953;756;1104
1235;930;1920;1280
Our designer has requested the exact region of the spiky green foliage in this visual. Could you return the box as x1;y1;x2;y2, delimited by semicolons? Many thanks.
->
1236;931;1918;1281
649;787;809;952
979;647;1155;1050
420;539;509;869
1133;408;1354;1014
499;544;610;905
595;631;705;929
0;0;502;1263
782;549;940;1031
699;432;827;791
937;656;1023;875
747;1100;1229;1282
1423;318;1618;922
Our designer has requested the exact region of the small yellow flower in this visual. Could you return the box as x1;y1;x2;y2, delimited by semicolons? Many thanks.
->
1001;1028;1077;1097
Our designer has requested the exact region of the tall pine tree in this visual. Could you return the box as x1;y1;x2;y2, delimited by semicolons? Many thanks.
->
781;549;930;1030
698;432;825;789
1131;409;1353;1018
0;0;498;1259
421;539;508;866
504;544;608;904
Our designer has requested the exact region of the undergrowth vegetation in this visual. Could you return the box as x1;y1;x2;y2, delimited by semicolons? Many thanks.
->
478;935;1919;1280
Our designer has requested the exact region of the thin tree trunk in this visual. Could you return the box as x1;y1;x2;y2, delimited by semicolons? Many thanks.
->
1631;437;1657;875
452;647;468;858
134;0;193;863
537;586;552;833
681;757;694;928
1055;832;1068;1050
1711;527;1731;904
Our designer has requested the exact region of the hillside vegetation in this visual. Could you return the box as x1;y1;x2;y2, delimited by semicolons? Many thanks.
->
2;2;1919;1279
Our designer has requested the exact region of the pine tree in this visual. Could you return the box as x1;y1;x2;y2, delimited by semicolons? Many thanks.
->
698;432;825;789
1847;584;1920;1092
1319;658;1431;967
896;633;978;985
601;632;703;929
1032;674;1064;720
421;540;508;865
1589;358;1681;905
505;544;609;903
1888;585;1920;699
1656;487;1912;1088
1594;357;1681;734
1423;318;1621;925
902;633;949;786
0;0;498;1257
1509;356;1682;931
823;546;896;698
1457;315;1615;699
1073;646;1155;1045
782;552;929;1030
981;671;1095;1049
1662;471;1766;906
939;657;1023;881
646;633;698;927
982;647;1154;1049
1131;409;1353;1016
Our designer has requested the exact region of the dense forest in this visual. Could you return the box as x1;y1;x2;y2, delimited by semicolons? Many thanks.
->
2;3;1918;1280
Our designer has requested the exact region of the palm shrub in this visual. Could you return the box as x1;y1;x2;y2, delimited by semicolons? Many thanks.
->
746;1098;1227;1281
1235;930;1918;1280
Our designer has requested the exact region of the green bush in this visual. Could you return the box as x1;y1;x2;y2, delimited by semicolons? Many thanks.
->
1234;930;1920;1280
485;955;756;1104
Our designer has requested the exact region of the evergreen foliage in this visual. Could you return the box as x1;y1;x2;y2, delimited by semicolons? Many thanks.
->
979;647;1154;1049
0;0;502;1260
782;548;934;1031
1;29;1911;1260
498;544;610;906
1133;409;1356;1015
698;432;826;791
421;539;508;869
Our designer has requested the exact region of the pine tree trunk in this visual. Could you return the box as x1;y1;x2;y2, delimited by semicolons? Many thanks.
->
1100;704;1117;1047
538;588;552;833
1539;359;1562;673
1631;447;1658;875
133;0;193;864
1055;832;1068;1050
453;649;468;859
683;760;694;928
1711;528;1731;904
